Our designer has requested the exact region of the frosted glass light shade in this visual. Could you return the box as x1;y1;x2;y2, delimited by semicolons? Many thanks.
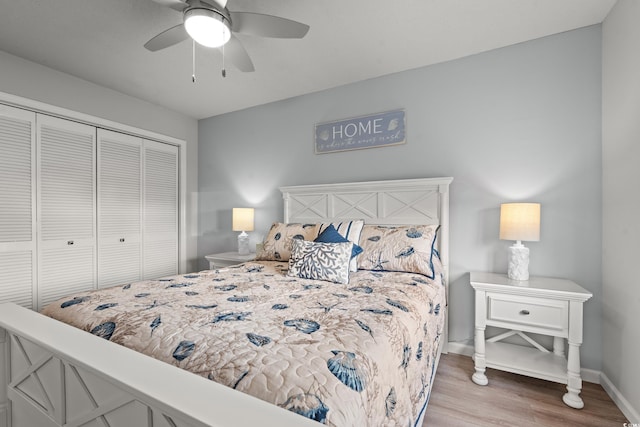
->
184;8;231;48
499;203;540;242
232;208;254;232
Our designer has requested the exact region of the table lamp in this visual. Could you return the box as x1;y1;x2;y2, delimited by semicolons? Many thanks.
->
499;203;540;281
232;208;254;255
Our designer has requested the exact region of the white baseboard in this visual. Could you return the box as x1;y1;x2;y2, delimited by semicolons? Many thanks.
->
581;368;600;385
446;341;474;357
600;372;640;423
446;341;639;422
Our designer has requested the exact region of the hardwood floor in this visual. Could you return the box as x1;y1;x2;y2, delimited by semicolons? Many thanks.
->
424;353;629;426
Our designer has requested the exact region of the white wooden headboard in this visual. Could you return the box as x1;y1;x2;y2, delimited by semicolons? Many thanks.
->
280;177;453;351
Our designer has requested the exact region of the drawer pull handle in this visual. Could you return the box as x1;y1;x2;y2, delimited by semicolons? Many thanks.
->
519;310;530;315
120;238;125;242
67;240;74;245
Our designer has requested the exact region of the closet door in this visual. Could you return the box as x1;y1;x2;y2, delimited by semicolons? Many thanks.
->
0;105;36;309
143;140;178;279
97;129;142;288
37;114;96;308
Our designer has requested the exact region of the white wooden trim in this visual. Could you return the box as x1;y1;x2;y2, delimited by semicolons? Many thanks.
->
0;90;188;274
280;176;453;353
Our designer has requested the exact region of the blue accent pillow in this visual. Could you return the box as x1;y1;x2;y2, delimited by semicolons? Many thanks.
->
317;220;364;272
315;224;363;260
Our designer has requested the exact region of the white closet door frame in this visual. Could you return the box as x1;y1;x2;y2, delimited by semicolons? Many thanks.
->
0;105;37;309
36;114;97;309
97;129;143;288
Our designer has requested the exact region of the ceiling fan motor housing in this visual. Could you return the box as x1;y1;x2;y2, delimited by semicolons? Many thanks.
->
184;5;232;47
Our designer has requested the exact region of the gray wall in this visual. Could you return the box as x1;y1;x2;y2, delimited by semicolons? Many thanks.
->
603;0;640;419
0;51;200;272
198;26;603;369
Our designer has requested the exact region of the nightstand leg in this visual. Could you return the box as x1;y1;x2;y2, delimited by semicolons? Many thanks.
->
553;336;565;357
562;342;584;409
472;326;488;386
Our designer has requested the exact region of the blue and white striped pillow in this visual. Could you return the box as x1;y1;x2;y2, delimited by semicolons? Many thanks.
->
317;220;364;272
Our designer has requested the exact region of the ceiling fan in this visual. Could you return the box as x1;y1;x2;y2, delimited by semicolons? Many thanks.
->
144;0;310;74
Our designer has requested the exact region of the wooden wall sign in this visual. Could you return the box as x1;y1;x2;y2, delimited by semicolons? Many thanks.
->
314;109;406;154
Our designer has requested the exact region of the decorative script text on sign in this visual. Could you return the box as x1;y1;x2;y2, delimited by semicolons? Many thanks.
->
315;110;406;154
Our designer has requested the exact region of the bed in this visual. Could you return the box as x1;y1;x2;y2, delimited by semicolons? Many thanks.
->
0;177;452;427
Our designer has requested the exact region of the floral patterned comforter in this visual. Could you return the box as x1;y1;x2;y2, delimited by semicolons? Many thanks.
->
41;261;446;426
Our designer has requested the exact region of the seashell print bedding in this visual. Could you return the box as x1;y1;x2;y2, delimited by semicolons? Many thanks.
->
41;261;446;426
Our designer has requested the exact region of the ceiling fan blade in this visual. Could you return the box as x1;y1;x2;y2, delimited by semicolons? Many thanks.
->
152;0;189;12
230;12;309;39
224;36;255;72
144;24;189;51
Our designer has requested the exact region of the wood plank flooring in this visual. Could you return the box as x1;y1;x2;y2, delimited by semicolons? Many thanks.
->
423;353;629;426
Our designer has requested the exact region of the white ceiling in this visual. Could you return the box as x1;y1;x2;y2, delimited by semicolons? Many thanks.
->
0;0;616;120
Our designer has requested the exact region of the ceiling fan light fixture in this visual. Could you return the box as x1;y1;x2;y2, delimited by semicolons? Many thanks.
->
184;8;231;48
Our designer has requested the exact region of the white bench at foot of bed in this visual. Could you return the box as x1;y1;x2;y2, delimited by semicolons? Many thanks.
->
0;303;319;427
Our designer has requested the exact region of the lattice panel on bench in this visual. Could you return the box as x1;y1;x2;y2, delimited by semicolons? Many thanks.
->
8;334;191;427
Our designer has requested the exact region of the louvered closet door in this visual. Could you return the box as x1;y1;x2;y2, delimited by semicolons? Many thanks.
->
98;130;142;288
0;105;36;309
37;115;96;309
143;140;178;280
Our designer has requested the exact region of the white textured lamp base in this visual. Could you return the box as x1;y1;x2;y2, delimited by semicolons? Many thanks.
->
507;243;530;281
237;232;250;255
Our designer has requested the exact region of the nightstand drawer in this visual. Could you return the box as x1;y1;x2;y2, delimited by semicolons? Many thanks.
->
487;293;568;332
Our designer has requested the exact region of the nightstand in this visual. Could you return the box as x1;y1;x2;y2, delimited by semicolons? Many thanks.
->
470;272;592;409
205;252;255;269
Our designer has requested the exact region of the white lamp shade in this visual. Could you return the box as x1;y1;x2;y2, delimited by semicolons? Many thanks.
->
232;208;254;232
184;8;231;48
499;203;540;242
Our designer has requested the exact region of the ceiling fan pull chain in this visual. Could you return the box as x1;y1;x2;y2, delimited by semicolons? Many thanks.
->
192;39;196;83
221;24;227;78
